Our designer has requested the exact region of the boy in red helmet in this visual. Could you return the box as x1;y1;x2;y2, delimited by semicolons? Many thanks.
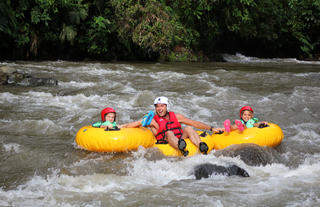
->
224;106;268;132
92;107;118;129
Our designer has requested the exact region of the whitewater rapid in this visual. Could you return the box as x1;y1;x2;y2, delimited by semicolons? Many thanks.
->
0;55;319;206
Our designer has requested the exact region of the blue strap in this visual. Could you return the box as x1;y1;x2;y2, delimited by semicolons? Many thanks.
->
141;110;154;127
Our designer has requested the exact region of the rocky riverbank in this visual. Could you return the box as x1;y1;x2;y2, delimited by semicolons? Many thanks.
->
0;66;58;86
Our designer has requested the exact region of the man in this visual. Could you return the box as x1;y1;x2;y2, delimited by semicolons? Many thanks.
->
121;96;223;156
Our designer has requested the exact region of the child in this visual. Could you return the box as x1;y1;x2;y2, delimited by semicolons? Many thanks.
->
224;106;268;132
92;107;118;129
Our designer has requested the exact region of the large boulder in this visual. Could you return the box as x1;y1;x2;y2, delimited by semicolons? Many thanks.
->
194;163;249;179
214;143;282;166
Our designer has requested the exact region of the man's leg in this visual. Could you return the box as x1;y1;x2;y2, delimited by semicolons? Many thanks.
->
183;126;201;147
165;131;189;156
183;126;208;154
165;131;179;150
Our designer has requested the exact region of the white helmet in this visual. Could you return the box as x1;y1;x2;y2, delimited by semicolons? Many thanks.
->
154;96;169;111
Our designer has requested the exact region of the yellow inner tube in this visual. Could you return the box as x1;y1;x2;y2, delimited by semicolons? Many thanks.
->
75;123;284;156
75;126;155;152
152;123;283;156
211;123;284;150
152;131;213;157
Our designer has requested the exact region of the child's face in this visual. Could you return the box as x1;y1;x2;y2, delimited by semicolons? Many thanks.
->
105;113;115;122
241;110;253;122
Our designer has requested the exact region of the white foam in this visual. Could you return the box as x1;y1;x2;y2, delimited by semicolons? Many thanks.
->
0;148;319;207
17;91;104;112
126;148;249;183
286;192;320;207
0;92;19;104
58;173;136;193
293;72;320;77
149;71;188;80
223;53;320;65
283;162;320;179
288;123;320;141
59;81;95;88
121;64;135;71
257;96;271;103
3;143;21;153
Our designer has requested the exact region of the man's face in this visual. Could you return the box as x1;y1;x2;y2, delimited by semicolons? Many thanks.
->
155;104;167;117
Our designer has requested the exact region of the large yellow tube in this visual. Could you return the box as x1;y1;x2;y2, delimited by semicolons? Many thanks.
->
75;126;155;152
211;123;284;150
75;123;284;156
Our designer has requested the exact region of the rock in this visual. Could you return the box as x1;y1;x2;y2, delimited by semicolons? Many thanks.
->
7;73;24;84
0;70;7;85
16;77;58;87
194;163;249;179
214;143;282;166
0;65;58;87
0;66;17;74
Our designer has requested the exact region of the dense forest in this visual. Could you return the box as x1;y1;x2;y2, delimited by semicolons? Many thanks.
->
0;0;319;61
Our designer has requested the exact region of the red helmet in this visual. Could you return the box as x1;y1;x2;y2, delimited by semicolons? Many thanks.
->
101;107;116;122
239;106;254;118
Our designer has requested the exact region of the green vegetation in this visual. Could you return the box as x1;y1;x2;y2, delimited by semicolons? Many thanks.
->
0;0;319;61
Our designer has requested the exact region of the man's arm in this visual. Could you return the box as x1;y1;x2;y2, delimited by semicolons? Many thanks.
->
119;119;159;129
176;113;211;130
176;113;224;132
118;120;142;128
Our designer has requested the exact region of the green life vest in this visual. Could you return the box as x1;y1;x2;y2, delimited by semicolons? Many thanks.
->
92;121;117;128
241;118;259;128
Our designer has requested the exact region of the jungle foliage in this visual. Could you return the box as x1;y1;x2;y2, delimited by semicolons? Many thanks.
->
0;0;319;61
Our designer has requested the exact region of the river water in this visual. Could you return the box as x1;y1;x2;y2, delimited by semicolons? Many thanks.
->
0;54;320;206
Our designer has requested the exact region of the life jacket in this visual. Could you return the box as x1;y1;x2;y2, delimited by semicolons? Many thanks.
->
154;112;183;142
241;118;259;128
92;121;117;128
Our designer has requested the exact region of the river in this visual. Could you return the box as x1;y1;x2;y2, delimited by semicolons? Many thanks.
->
0;54;320;206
